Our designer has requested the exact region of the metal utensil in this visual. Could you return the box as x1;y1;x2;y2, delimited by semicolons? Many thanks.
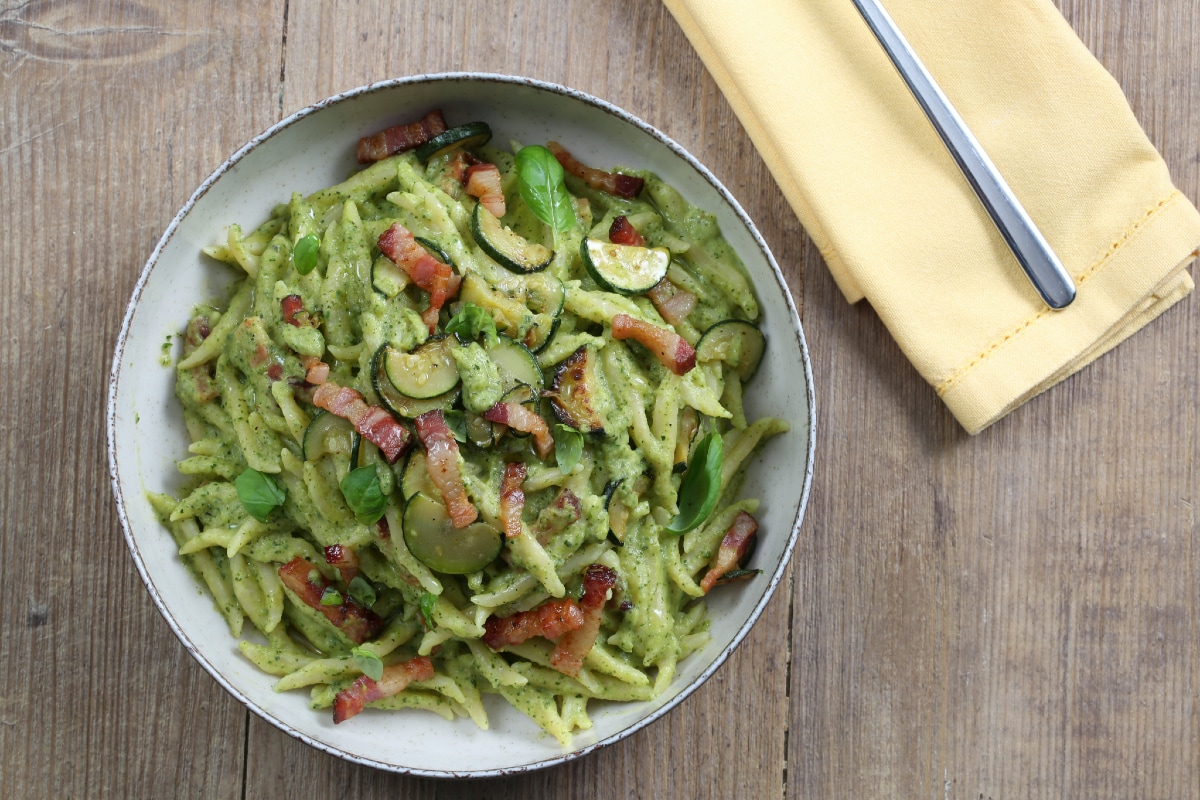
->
850;0;1076;309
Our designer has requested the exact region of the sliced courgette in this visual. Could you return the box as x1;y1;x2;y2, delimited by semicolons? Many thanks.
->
302;411;354;461
400;450;438;500
384;337;460;400
695;320;766;381
414;236;452;267
371;255;408;298
403;492;503;574
371;344;461;418
472;202;553;274
580;238;670;295
414;122;493;162
487;336;544;392
546;346;606;434
522;273;566;353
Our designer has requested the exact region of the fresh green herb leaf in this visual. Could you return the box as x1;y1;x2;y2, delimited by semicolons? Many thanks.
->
294;233;320;275
666;432;723;534
351;646;384;681
446;303;499;347
235;468;286;522
340;467;387;524
442;409;467;443
320;586;343;606
515;145;575;233
419;592;438;627
554;424;584;474
348;575;377;607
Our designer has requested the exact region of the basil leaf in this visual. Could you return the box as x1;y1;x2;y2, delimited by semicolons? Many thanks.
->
351;646;384;682
235;468;286;522
348;575;377;607
515;145;575;233
419;592;438;627
294;233;320;275
666;432;723;534
340;467;387;524
554;424;584;474
320;586;343;606
446;303;499;348
442;409;467;443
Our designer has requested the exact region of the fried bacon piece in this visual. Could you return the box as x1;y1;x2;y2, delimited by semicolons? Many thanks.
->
414;410;478;528
301;356;329;385
608;215;645;247
700;511;760;594
532;488;582;545
611;313;696;375
181;316;218;402
482;598;585;650
312;381;412;463
551;564;618;677
499;461;527;539
647;279;697;328
482;401;554;459
277;556;383;644
377;222;461;333
332;655;435;723
464;162;506;218
547;141;644;199
323;544;360;585
356;110;447;163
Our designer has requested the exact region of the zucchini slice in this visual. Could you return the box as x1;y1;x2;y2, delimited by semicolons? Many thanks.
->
371;255;408;298
414;236;452;266
546;346;606;434
522;273;566;353
384;337;460;399
472;202;553;274
414;122;493;162
302;411;354;461
371;344;460;418
400;450;438;500
403;492;503;575
695;320;766;381
580;238;669;295
487;336;544;392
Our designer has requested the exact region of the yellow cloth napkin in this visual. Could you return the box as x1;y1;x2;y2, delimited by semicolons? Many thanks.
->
664;0;1200;433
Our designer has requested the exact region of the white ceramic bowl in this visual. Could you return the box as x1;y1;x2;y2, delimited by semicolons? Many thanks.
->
108;73;815;777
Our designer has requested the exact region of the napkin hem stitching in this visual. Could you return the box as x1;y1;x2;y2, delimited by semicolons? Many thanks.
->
935;190;1183;396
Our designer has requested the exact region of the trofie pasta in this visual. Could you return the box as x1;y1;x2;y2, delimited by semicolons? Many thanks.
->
149;111;787;746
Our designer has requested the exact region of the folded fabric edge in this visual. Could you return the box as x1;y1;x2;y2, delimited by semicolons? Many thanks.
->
661;0;864;302
940;193;1200;434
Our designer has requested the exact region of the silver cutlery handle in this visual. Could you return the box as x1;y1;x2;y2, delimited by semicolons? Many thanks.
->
850;0;1076;309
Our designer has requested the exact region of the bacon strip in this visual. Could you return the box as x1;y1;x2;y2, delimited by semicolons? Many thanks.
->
533;488;582;545
413;410;478;528
277;556;383;644
312;381;412;463
647;279;697;328
547;141;644;199
551;564;618;677
608;215;645;247
610;313;696;375
464;162;506;218
700;511;760;594
499;461;527;539
482;402;554;459
482;598;585;650
378;222;461;333
323;544;360;585
332;655;435;723
356;110;447;163
302;357;329;385
181;316;218;402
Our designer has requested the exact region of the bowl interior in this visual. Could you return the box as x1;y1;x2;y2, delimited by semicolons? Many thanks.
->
109;74;815;776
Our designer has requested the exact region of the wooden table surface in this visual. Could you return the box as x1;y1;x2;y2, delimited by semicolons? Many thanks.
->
3;1;1197;797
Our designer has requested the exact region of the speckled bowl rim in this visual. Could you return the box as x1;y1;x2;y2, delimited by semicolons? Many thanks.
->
107;72;816;778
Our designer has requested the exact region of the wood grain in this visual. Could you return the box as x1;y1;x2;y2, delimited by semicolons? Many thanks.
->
0;0;1196;798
